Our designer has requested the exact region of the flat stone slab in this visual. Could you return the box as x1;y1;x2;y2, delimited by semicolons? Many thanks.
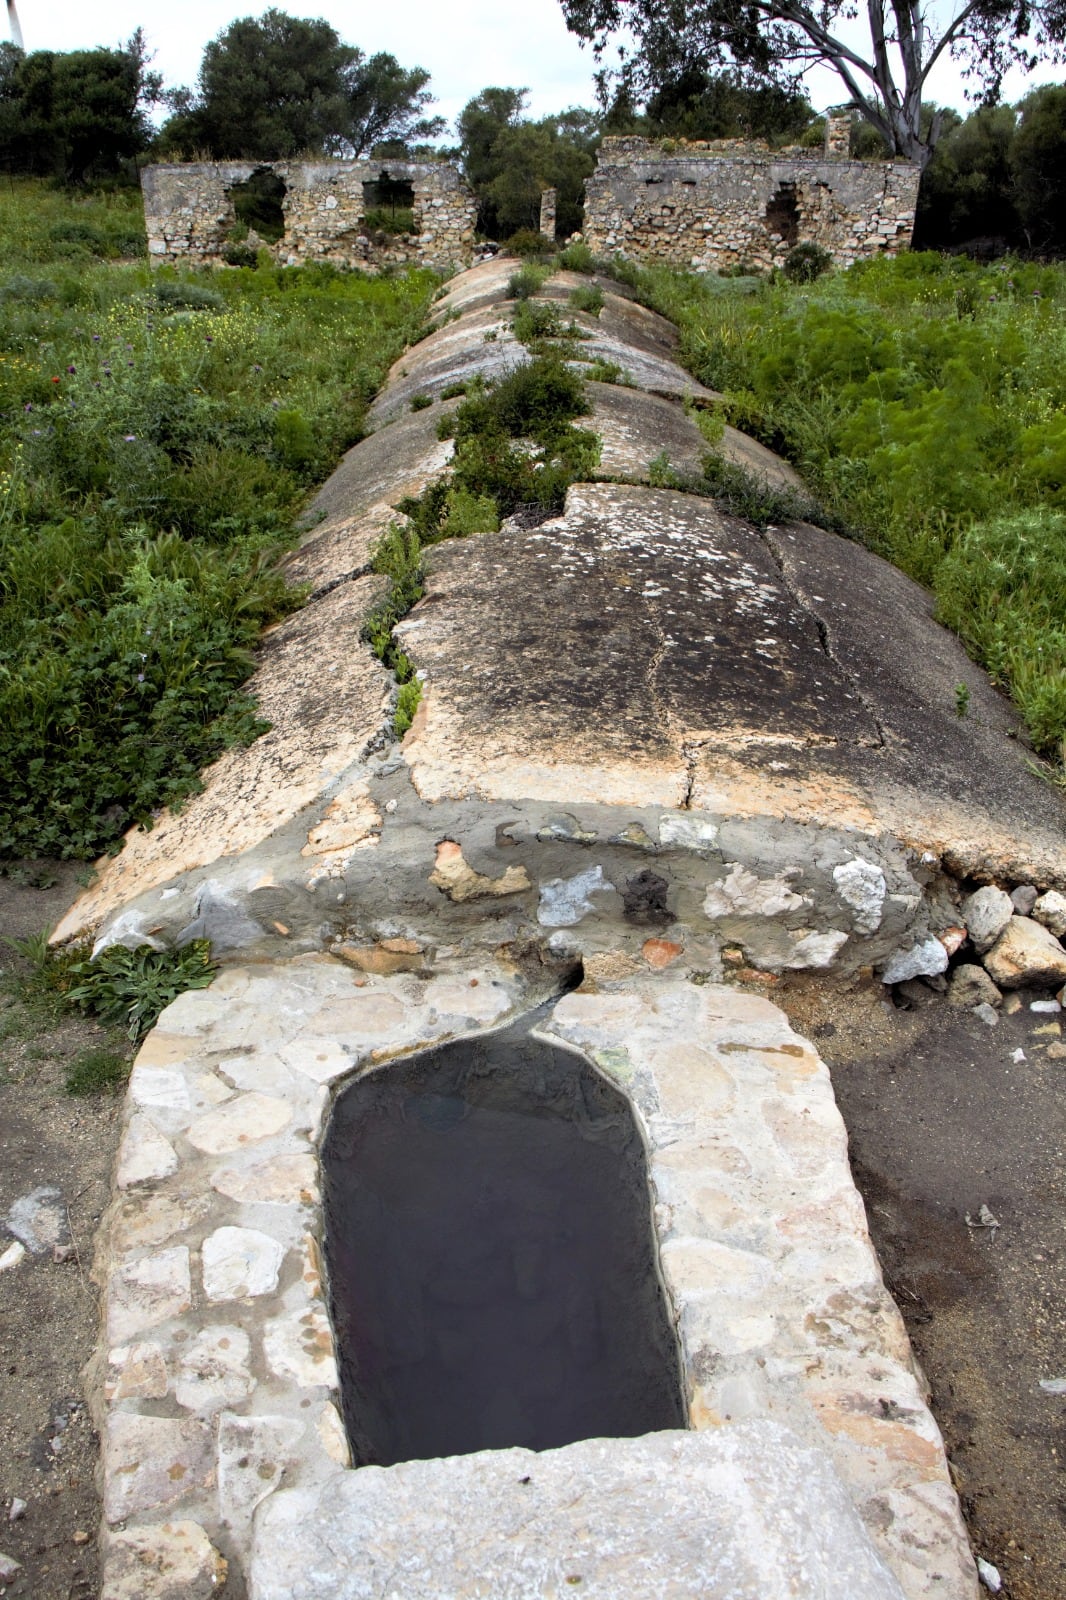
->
396;480;1066;884
367;305;528;425
251;1422;908;1600
590;381;711;481
399;482;878;808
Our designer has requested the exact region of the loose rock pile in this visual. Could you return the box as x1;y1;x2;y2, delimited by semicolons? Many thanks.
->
887;884;1066;1020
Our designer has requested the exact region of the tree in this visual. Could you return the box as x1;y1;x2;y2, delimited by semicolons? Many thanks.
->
558;0;1066;166
159;10;351;159
914;103;1017;247
0;30;161;182
607;65;814;144
457;89;598;238
158;12;444;162
1010;83;1066;252
341;52;445;157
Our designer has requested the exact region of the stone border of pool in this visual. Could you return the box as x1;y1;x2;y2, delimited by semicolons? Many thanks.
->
92;954;976;1599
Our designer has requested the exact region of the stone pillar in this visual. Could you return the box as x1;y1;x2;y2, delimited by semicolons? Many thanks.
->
824;113;852;158
539;187;557;242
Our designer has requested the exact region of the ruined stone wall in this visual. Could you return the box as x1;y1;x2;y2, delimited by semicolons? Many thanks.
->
583;136;919;272
140;160;477;274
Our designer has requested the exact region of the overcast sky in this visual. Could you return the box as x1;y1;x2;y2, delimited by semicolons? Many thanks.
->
10;0;1056;131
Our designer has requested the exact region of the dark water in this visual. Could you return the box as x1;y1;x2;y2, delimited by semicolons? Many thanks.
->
322;1014;687;1467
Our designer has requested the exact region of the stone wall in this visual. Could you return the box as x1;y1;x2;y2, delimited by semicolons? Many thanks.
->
583;135;919;272
140;159;477;274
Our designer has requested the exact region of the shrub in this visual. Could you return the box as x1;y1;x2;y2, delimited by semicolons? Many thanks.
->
221;243;260;269
153;279;225;311
508;263;549;300
569;283;604;316
505;228;556;259
410;393;433;411
558;240;596;273
782;242;833;283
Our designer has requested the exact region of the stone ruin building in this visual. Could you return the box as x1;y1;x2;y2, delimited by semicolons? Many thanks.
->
140;114;916;279
140;158;478;273
582;117;920;273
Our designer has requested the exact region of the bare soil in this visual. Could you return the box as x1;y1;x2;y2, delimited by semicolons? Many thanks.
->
0;867;124;1600
781;972;1066;1600
1;869;1063;1599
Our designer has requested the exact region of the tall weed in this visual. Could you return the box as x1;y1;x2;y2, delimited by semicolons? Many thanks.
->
0;180;437;857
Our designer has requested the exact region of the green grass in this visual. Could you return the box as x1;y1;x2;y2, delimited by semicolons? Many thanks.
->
65;1046;129;1095
634;251;1066;755
0;179;437;859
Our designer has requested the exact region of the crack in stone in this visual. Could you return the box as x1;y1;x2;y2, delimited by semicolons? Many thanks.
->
758;524;888;751
306;563;374;604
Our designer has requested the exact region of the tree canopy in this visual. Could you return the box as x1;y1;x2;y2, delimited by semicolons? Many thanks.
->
604;65;814;144
559;0;1066;165
158;9;443;161
0;30;160;182
456;88;599;238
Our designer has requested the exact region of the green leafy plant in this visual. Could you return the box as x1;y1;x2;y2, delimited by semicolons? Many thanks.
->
954;682;971;718
410;393;433;411
0;180;440;860
569;283;605;316
782;243;833;283
505;229;556;259
558;241;596;273
63;940;216;1040
508;263;550;300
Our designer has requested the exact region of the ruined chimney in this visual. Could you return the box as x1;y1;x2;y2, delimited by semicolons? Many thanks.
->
824;113;852;158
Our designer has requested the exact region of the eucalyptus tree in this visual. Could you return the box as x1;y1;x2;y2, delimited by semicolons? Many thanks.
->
559;0;1066;164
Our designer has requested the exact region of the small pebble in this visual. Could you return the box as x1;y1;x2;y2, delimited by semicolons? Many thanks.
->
7;1499;25;1523
977;1556;1002;1592
1010;1047;1026;1063
72;1529;90;1545
52;1244;75;1264
974;1003;998;1028
0;1552;22;1583
1030;998;1061;1013
1039;1376;1066;1394
1011;885;1038;916
0;1241;26;1274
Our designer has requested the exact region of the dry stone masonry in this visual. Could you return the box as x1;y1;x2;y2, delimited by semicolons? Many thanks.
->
60;253;1066;1600
141;159;477;273
583;129;920;273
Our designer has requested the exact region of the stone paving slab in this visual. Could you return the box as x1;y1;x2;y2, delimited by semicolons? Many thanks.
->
251;1422;907;1600
89;957;976;1599
367;304;528;425
283;407;456;593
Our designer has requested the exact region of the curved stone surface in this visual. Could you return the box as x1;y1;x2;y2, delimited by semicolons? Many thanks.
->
53;578;393;947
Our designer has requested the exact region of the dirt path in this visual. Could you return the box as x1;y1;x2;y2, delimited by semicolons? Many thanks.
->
0;869;123;1600
783;973;1066;1600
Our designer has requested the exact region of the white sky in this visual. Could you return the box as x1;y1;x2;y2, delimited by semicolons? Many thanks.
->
11;0;1059;131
